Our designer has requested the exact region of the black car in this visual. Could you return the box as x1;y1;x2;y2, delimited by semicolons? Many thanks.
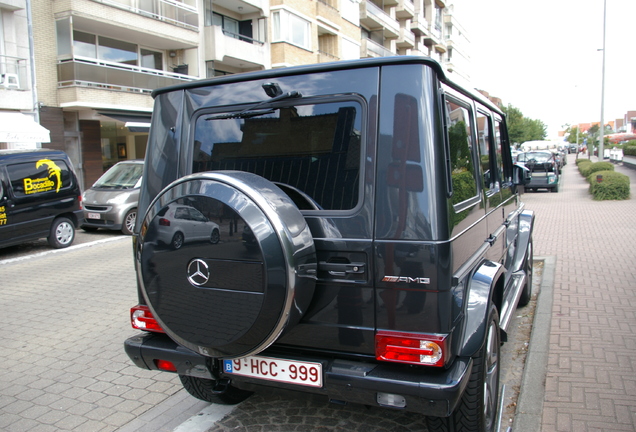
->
0;149;83;248
517;151;560;192
125;57;534;432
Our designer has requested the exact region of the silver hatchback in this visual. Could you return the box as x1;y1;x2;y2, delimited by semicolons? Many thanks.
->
82;160;143;235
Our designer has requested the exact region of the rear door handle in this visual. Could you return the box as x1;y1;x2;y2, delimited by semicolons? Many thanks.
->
319;262;365;277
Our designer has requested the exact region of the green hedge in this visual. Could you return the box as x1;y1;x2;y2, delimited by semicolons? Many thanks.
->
624;145;636;156
588;171;630;200
579;161;614;178
575;158;591;166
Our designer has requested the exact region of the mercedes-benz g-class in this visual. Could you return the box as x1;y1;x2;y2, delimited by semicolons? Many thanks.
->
125;56;534;432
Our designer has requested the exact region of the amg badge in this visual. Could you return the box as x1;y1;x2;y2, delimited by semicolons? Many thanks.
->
382;276;430;284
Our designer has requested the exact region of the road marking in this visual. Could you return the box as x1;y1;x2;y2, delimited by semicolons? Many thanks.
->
173;403;236;432
0;236;129;265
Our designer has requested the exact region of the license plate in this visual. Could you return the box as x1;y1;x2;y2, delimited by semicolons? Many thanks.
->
87;213;101;219
223;355;322;388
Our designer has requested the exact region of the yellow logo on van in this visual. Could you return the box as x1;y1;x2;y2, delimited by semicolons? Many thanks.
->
23;159;62;194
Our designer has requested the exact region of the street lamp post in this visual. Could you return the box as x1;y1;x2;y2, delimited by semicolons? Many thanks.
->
599;0;607;160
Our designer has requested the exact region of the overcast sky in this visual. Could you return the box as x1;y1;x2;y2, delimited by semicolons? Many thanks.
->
451;0;636;138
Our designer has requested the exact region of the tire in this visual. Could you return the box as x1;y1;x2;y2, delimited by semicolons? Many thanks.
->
179;375;252;405
210;228;220;244
427;305;501;432
137;172;316;359
518;239;533;307
122;208;137;235
48;217;75;249
551;184;559;193
171;232;184;250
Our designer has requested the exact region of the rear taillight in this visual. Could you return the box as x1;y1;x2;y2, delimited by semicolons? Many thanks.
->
131;305;165;333
159;218;170;226
375;331;447;367
78;194;83;210
154;359;177;372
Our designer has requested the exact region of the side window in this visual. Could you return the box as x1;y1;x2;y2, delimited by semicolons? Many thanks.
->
192;100;362;211
494;116;508;182
476;110;494;191
445;97;478;208
6;159;73;198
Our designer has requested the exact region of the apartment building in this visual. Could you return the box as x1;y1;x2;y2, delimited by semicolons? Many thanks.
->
0;0;51;149
22;0;467;188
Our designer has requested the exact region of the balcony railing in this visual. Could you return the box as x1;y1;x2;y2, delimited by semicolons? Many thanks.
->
0;55;29;91
361;1;400;38
362;38;395;58
57;56;196;94
222;29;265;46
91;0;198;31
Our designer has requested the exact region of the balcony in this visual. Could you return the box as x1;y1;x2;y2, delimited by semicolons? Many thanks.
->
360;1;399;38
396;27;415;48
0;55;33;110
57;56;197;94
204;25;270;71
361;38;395;58
396;0;415;19
410;12;428;36
90;0;198;31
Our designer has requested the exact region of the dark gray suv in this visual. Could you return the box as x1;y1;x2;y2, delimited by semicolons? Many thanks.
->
125;57;534;432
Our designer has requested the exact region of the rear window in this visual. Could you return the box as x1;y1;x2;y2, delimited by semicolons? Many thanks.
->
192;99;363;211
6;158;73;197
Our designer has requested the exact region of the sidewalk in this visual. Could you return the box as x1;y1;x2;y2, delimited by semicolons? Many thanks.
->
517;155;636;431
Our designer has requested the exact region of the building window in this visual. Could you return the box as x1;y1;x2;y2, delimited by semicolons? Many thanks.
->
272;9;311;50
98;36;137;66
141;49;163;70
69;30;163;70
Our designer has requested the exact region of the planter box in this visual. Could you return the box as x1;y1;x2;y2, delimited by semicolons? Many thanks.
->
623;154;636;170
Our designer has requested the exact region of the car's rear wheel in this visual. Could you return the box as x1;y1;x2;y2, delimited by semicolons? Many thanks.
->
137;172;316;359
48;217;75;249
427;305;500;432
171;232;184;250
518;238;533;307
179;375;252;405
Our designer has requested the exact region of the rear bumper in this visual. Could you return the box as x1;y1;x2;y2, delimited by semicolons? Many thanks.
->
125;332;472;418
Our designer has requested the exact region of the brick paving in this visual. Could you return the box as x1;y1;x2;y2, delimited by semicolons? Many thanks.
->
0;240;190;432
521;155;636;432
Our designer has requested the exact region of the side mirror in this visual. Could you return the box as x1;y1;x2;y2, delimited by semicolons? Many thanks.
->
513;164;531;185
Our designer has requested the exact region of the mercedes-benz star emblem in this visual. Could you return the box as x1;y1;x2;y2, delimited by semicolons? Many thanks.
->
187;259;210;286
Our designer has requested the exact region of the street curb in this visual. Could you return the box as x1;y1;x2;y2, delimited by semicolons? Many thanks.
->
512;255;555;432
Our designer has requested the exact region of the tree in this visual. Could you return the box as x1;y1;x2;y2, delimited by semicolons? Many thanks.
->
502;104;547;145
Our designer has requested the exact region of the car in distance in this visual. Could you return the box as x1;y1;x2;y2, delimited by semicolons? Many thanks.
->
568;143;579;154
82;160;143;235
125;56;535;432
0;148;83;249
153;202;220;249
516;151;560;192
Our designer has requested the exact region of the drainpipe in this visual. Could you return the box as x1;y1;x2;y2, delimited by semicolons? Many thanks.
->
26;0;40;142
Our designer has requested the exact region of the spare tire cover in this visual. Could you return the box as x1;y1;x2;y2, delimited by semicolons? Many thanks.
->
136;171;317;359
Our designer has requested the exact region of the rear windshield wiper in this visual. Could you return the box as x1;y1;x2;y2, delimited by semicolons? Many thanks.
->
205;90;302;121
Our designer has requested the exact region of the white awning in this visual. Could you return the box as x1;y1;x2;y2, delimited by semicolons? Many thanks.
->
0;112;51;143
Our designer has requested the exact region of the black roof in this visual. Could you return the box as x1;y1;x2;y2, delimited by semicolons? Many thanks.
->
151;56;504;117
152;56;446;98
0;148;69;163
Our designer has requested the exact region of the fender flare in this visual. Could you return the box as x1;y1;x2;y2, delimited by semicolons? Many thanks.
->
513;209;535;272
459;259;504;357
